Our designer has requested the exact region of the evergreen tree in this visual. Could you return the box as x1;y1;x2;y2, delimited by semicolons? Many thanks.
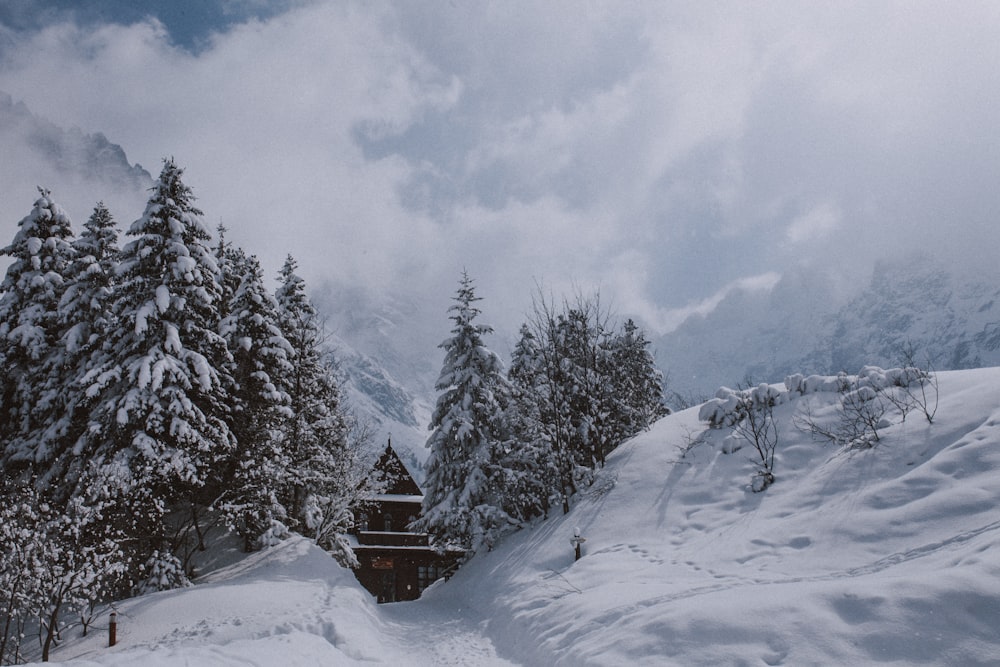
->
0;188;77;473
607;319;668;438
552;306;609;468
415;271;513;553
213;223;244;324
62;203;121;357
44;203;122;492
83;159;234;573
273;255;350;532
503;324;559;520
219;254;294;550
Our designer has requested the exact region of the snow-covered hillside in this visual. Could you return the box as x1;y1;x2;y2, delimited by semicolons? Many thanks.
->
40;367;1000;666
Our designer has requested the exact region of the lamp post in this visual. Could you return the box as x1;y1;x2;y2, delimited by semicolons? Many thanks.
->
108;609;118;647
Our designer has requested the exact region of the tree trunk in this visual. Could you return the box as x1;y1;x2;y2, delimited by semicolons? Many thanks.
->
41;592;64;662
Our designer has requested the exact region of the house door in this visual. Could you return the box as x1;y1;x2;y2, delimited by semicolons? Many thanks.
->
379;571;396;603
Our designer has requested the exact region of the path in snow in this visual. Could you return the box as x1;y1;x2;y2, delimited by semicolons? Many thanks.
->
378;591;518;666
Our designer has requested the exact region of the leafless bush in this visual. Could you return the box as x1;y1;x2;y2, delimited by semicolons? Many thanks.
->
731;381;779;492
674;426;708;462
910;369;939;424
899;343;940;424
795;382;887;450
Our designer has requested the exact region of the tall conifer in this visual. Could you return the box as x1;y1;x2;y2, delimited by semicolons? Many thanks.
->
220;254;294;549
83;159;234;572
0;189;77;472
416;271;513;553
274;256;349;530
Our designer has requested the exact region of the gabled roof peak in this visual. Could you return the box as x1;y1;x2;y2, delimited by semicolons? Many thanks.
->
375;440;422;496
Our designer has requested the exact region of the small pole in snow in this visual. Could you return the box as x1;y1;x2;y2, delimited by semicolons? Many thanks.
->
108;608;118;647
570;528;586;561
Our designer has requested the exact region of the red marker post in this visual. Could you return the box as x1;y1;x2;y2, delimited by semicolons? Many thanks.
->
108;609;118;647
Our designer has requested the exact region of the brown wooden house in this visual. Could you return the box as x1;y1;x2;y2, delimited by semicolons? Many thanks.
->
349;442;462;603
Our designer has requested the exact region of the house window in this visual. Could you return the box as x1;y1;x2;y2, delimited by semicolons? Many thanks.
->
417;565;444;592
383;512;392;532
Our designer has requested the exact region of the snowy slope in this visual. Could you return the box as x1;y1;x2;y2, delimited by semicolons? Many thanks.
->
40;367;1000;666
444;367;1000;665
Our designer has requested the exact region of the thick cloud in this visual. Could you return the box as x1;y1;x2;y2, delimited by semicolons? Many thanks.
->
1;0;998;341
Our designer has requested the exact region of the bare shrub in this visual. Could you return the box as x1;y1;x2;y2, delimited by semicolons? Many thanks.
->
795;378;887;450
898;343;940;424
732;383;779;491
674;426;709;462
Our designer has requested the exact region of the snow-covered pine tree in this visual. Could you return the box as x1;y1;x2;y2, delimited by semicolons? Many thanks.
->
213;224;242;324
553;306;609;467
63;203;121;357
42;203;123;493
273;255;351;535
219;253;295;550
0;196;132;654
503;324;559;521
83;159;234;580
415;271;514;553
0;189;77;474
607;318;667;439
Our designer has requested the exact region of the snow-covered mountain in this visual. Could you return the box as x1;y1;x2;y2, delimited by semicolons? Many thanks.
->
333;336;432;479
36;366;1000;665
316;284;445;476
829;258;1000;372
0;91;151;192
653;263;840;404
656;255;1000;403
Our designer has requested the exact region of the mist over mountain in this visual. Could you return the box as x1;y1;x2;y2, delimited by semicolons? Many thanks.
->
0;91;151;191
652;265;842;403
656;255;1000;403
313;284;446;476
7;94;1000;484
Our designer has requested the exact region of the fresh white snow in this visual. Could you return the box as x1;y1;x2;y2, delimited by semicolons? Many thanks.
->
38;367;1000;666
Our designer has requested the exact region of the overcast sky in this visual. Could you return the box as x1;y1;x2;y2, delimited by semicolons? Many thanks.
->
1;0;999;339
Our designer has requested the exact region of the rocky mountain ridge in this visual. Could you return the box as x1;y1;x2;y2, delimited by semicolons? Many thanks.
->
656;255;1000;403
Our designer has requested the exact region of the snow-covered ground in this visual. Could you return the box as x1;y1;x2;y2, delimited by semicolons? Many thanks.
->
40;536;513;666
40;368;1000;666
